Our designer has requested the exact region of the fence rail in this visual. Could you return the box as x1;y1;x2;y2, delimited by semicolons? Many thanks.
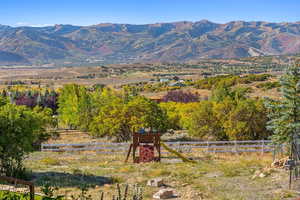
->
41;140;283;155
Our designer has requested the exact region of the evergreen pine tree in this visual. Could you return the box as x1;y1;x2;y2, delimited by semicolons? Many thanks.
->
265;64;300;144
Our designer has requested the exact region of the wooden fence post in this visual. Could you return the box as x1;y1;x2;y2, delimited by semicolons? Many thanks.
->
29;185;35;200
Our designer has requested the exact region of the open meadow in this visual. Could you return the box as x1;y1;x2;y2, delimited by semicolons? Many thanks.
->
20;131;296;200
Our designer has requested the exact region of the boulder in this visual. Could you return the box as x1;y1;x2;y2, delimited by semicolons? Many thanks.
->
147;178;164;187
259;173;266;178
153;188;175;199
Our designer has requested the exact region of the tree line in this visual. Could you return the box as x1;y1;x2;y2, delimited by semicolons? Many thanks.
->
1;64;300;178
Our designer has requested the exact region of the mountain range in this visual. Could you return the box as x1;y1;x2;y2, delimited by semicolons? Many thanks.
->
1;20;300;65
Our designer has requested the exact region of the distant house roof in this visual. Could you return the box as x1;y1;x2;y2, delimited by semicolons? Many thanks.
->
159;78;170;82
168;82;186;87
149;96;163;103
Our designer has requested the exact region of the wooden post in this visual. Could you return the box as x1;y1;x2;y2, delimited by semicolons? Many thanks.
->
125;144;133;163
29;185;35;200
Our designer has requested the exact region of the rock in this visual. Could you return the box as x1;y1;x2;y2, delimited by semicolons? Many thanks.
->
271;157;288;168
252;169;269;179
259;173;266;178
147;178;164;187
153;189;175;199
252;170;263;179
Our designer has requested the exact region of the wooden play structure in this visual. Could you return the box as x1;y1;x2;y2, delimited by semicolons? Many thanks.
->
125;132;161;163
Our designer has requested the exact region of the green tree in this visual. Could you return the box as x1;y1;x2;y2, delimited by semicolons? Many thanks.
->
265;65;300;144
189;85;269;140
0;103;52;177
189;100;226;140
89;89;128;141
89;90;167;141
223;99;269;140
160;102;199;130
160;102;182;130
58;84;92;130
211;84;248;102
125;96;167;133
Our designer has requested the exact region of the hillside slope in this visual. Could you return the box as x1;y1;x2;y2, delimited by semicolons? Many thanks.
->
1;20;300;65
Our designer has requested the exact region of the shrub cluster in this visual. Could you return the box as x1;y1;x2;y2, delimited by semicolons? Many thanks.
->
161;86;271;140
0;96;54;177
194;74;271;89
256;81;280;90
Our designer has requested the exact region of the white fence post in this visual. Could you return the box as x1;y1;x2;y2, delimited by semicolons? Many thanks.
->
234;141;238;154
261;140;265;155
207;141;209;153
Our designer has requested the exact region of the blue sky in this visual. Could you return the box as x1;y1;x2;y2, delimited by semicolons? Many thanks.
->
1;0;300;27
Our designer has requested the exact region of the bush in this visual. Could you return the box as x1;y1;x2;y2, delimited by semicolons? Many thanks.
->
160;102;198;130
0;191;62;200
256;81;280;90
194;74;271;90
0;103;52;177
188;86;270;140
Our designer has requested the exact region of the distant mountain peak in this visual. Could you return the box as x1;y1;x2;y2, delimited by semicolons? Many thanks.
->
1;20;300;65
197;19;214;23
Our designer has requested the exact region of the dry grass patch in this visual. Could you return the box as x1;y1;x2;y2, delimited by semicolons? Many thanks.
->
24;150;296;200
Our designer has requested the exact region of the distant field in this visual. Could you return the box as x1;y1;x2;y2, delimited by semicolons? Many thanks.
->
0;55;287;88
0;62;284;101
0;64;205;88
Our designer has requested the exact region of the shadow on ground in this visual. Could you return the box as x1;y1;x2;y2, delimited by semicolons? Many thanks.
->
31;171;113;188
